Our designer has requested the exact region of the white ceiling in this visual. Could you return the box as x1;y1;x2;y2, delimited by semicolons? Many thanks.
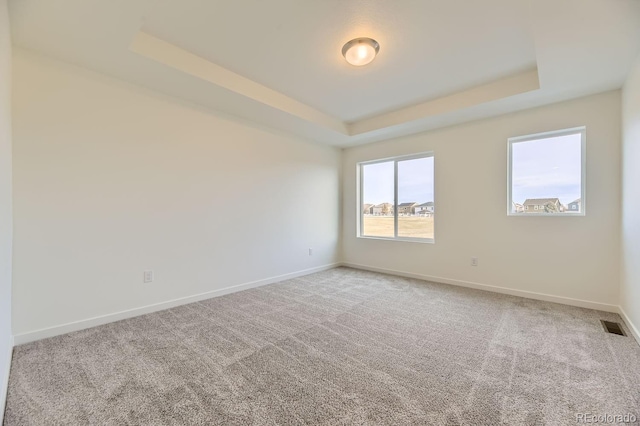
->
8;0;640;147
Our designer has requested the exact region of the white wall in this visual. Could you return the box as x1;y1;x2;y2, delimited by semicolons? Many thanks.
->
343;91;622;309
0;0;12;417
12;49;341;338
621;54;640;339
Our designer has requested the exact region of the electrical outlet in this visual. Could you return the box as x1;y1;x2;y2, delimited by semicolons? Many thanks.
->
309;248;313;256
144;270;154;283
471;257;478;267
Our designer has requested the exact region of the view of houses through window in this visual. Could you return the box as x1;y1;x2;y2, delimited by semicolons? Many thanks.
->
359;127;583;243
361;155;434;240
509;128;585;215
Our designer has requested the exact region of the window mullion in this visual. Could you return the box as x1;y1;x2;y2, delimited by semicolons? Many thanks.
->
394;160;398;238
359;164;363;237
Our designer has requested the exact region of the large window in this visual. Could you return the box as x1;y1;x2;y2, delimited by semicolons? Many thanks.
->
508;127;585;216
359;153;434;242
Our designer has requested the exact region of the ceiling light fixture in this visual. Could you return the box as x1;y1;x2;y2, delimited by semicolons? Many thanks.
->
342;37;380;67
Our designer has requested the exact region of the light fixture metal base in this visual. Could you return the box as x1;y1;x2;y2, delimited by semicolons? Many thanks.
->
341;37;380;58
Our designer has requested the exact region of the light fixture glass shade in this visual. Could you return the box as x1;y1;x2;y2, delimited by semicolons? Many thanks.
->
342;38;380;66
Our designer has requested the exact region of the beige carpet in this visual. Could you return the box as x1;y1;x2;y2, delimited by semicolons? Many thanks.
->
4;267;640;425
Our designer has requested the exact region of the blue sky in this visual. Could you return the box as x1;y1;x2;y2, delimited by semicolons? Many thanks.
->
362;133;581;208
511;133;582;205
362;157;434;205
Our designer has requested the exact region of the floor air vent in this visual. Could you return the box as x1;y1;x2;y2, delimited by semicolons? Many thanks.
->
601;320;626;336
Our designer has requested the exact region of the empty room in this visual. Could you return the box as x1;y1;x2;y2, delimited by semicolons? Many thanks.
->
1;0;640;424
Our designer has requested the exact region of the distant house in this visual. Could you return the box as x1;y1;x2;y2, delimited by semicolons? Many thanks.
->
568;198;581;212
397;202;417;215
362;203;374;215
523;198;563;213
372;203;393;216
415;202;434;216
512;202;525;213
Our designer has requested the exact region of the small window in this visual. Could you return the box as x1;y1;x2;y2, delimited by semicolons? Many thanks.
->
359;153;434;242
508;127;585;216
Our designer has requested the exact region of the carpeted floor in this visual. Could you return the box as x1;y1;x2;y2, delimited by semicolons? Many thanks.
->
4;267;640;425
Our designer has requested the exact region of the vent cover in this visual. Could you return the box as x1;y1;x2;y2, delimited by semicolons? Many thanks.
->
601;320;626;336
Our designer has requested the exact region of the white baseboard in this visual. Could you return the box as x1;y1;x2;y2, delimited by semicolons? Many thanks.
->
13;263;340;345
0;335;14;425
342;262;619;313
12;261;630;347
618;306;640;346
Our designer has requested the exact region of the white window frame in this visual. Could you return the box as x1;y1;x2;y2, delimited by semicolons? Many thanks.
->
507;127;586;217
357;152;434;243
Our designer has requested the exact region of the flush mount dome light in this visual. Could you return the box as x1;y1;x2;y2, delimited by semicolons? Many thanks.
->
342;37;380;66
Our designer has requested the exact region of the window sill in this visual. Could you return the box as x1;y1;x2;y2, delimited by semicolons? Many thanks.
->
357;236;435;244
507;212;586;217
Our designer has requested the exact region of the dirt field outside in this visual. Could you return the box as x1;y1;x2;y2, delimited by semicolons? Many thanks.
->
363;216;434;239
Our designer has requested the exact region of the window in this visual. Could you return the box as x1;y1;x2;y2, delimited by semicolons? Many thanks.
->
359;153;434;242
508;127;585;216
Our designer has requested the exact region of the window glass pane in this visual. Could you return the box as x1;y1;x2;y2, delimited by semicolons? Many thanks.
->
511;132;582;214
397;157;434;238
362;161;394;237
